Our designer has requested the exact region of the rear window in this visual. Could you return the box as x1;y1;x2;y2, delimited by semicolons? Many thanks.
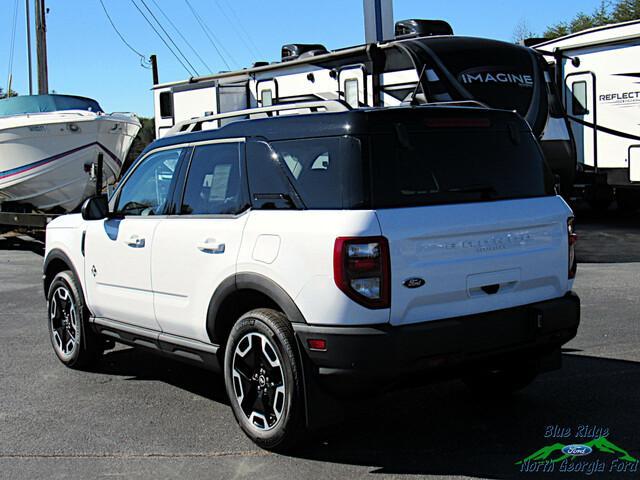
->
369;123;554;208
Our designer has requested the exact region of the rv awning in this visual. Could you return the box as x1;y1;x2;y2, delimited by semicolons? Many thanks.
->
0;94;103;116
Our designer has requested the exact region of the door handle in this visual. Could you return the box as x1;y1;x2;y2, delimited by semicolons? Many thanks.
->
197;239;225;254
124;235;145;248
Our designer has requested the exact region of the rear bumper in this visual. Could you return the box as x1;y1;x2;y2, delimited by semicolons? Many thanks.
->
294;293;580;391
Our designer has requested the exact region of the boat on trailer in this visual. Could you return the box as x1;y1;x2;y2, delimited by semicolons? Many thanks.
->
0;94;140;213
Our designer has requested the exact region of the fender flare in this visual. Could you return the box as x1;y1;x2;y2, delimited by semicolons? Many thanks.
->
43;248;82;297
206;272;307;343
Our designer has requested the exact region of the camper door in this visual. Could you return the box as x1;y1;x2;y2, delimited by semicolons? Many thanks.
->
566;72;596;168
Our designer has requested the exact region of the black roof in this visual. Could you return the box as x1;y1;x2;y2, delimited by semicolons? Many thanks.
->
147;105;528;155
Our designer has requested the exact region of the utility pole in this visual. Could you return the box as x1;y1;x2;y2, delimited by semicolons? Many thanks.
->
363;0;394;44
26;0;33;95
35;0;49;94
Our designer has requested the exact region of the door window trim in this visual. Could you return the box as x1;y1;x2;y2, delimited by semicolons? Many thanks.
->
565;71;597;168
173;138;249;218
571;80;589;116
109;138;246;216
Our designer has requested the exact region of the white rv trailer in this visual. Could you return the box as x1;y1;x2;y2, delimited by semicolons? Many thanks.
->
535;20;640;209
152;20;574;188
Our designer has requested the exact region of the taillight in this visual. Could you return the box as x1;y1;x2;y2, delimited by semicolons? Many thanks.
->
568;217;577;279
333;236;390;309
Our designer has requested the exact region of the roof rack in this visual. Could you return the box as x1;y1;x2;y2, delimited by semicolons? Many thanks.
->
166;100;351;137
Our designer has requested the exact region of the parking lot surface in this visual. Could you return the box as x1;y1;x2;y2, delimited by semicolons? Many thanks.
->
0;211;638;479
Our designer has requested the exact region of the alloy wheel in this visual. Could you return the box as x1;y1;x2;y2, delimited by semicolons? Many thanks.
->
231;332;286;431
49;286;79;359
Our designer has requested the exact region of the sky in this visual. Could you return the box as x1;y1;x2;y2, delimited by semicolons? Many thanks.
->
1;0;605;118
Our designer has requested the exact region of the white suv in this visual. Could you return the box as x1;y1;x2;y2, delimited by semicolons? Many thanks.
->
44;106;580;451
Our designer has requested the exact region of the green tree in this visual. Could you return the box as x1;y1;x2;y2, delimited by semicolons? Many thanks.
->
612;0;640;21
543;0;640;39
0;87;18;99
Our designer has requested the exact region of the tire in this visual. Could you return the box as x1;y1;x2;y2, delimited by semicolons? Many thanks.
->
47;270;102;369
463;364;539;396
224;308;305;451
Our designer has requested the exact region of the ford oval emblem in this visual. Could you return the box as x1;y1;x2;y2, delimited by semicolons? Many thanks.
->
403;277;426;289
561;444;593;456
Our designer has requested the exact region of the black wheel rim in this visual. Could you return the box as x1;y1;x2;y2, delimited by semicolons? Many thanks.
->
231;332;286;431
49;286;79;359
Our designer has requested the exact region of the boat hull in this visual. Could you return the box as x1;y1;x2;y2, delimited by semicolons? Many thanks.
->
0;113;140;212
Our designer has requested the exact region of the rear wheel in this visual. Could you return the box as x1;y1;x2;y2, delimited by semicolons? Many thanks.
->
47;270;102;369
224;308;304;451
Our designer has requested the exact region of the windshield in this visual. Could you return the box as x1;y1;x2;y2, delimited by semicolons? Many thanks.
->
369;124;554;208
0;94;103;116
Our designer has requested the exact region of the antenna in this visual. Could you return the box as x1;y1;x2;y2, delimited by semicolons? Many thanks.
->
409;64;428;106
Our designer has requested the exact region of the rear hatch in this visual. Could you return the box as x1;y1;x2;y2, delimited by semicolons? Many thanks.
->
368;110;571;326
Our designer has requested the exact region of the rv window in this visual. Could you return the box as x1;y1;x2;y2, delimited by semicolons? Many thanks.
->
261;90;273;107
345;79;359;108
572;81;588;115
115;148;182;216
159;91;173;118
180;143;246;215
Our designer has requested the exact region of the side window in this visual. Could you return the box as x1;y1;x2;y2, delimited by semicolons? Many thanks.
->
159;91;173;118
115;148;182;216
246;141;298;209
272;137;364;209
572;81;588;115
344;79;359;108
181;143;246;215
260;89;273;107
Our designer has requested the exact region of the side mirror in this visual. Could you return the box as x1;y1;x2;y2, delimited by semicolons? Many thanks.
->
81;195;109;220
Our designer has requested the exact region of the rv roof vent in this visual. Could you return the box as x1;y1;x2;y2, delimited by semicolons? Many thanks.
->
395;19;453;39
252;61;269;68
281;43;328;62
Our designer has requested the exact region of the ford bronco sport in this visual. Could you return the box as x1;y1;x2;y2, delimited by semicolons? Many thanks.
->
43;105;580;451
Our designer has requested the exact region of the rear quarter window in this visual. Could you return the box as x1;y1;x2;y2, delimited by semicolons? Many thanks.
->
270;136;366;209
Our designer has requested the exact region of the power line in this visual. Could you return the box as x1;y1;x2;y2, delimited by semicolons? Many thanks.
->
138;0;199;76
6;0;20;92
130;0;196;76
98;0;150;69
218;0;264;59
184;0;233;71
212;0;260;60
150;0;212;73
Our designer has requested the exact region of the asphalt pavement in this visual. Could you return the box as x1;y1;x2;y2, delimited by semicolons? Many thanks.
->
0;212;638;479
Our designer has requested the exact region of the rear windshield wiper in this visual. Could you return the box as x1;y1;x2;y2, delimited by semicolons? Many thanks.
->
439;184;497;197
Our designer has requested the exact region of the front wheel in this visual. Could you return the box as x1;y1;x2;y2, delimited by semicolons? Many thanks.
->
224;308;304;451
47;270;102;369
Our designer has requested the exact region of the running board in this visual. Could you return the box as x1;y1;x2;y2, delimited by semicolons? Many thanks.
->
91;317;221;372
